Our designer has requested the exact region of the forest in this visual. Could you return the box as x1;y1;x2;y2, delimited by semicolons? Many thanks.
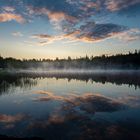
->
0;50;140;70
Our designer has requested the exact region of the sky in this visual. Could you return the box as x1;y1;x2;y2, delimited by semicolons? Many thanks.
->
0;0;140;59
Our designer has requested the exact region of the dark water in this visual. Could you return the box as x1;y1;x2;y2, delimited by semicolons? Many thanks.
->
0;71;140;140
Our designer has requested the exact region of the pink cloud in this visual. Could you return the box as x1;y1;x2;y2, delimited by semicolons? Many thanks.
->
28;7;78;23
0;13;25;23
0;114;26;123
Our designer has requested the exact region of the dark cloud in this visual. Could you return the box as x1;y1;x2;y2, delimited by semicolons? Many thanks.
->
31;22;129;44
77;22;126;42
60;22;127;43
31;24;140;45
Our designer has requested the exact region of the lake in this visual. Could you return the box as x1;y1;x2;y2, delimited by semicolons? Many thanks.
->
0;71;140;140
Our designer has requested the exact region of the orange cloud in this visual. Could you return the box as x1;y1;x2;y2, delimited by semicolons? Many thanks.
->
32;90;125;128
0;13;25;23
34;90;123;110
0;114;26;123
48;11;77;23
28;7;78;23
31;22;129;45
31;33;67;46
34;90;69;102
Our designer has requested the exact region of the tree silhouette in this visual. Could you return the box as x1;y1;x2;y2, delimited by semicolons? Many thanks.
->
0;50;140;70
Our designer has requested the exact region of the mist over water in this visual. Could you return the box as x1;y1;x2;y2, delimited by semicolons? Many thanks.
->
1;51;140;73
4;67;140;75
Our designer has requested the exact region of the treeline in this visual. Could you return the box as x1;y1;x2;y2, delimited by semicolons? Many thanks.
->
0;50;140;70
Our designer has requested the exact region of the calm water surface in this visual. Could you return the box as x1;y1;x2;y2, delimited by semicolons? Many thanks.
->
0;72;140;140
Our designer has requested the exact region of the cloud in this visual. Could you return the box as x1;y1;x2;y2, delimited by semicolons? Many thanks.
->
66;0;101;12
0;114;26;123
32;34;52;39
31;22;140;45
1;0;137;45
35;90;54;96
66;0;103;21
31;33;65;45
66;23;127;42
66;0;140;20
75;22;126;42
31;90;126;130
0;13;25;23
113;28;140;42
31;32;79;46
27;6;79;32
3;6;15;12
31;22;140;46
34;90;71;102
28;7;78;23
105;0;140;11
27;90;129;139
12;31;23;37
117;95;140;107
30;22;129;45
34;90;125;113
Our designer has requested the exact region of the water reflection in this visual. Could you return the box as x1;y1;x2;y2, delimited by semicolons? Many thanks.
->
0;71;140;95
35;91;126;113
0;114;27;123
0;75;37;95
0;72;140;139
